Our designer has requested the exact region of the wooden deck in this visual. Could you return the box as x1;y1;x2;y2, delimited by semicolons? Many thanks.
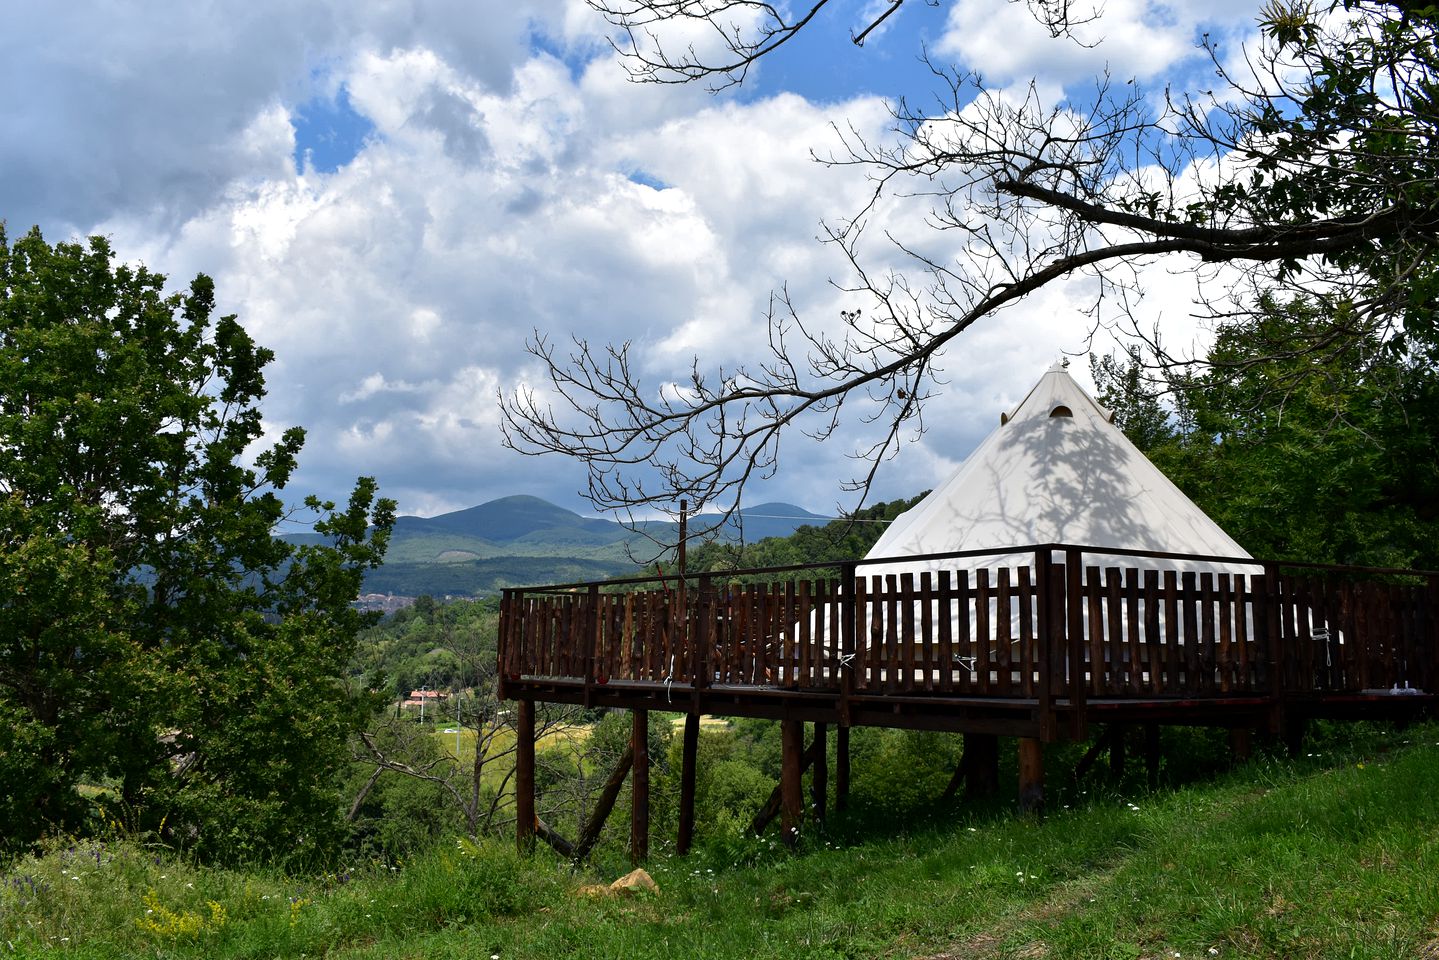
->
498;544;1438;855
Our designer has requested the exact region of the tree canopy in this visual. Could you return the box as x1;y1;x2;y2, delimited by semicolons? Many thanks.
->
0;226;395;863
1096;298;1439;569
503;0;1439;536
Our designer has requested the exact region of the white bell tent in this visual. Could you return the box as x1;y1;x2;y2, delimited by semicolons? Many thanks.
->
860;363;1255;579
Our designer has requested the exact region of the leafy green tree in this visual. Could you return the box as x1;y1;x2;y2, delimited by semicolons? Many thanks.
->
0;226;395;862
1089;348;1177;454
1098;299;1439;569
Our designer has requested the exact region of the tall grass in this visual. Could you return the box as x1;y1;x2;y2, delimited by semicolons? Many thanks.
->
4;721;1436;959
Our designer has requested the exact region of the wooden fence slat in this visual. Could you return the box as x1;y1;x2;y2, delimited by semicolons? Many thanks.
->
938;571;954;694
1144;570;1162;694
995;568;1013;696
1163;571;1181;694
1180;572;1200;694
1104;568;1123;694
830;578;844;690
795;579;811;689
956;571;973;694
855;576;871;692
882;574;897;693
1217;574;1233;693
1233;575;1251;692
1085;565;1104;695
863;575;877;692
1383;583;1399;688
920;571;935;692
1018;567;1035;697
1200;572;1217;695
1124;569;1142;695
975;570;992;695
901;572;917;693
1280;577;1299;692
1402;583;1421;691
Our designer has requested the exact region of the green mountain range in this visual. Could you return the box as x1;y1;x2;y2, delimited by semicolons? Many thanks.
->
314;495;828;598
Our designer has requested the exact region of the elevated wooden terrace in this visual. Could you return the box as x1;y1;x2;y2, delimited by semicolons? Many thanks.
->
498;545;1438;856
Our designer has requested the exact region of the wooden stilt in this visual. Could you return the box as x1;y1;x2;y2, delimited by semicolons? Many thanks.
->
1144;723;1161;788
1073;726;1119;783
942;755;967;800
677;713;700;855
753;739;821;835
780;719;804;848
534;817;574;857
631;709;649;863
1018;737;1044;815
1230;727;1252;763
965;733;1000;799
1109;723;1127;778
1284;717;1308;758
836;725;850;812
574;745;633;862
516;699;536;854
811;722;828;820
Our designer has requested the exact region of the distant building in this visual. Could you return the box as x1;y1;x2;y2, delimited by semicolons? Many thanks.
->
402;688;449;708
354;593;417;613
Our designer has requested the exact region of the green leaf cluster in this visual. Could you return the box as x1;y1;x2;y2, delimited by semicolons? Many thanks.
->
0;226;395;864
1095;299;1439;569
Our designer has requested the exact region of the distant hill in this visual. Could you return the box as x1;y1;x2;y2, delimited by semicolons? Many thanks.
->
290;495;831;598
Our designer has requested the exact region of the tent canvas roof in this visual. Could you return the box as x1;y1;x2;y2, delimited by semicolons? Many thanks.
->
861;363;1254;577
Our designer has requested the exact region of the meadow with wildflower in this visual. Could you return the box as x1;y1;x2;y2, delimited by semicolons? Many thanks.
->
1;721;1436;959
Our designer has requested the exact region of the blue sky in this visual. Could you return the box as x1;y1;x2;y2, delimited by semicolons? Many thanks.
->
0;1;1261;521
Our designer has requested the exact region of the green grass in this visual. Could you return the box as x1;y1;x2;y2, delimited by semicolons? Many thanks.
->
4;723;1438;959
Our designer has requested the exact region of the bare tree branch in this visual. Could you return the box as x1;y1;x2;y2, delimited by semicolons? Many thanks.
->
506;1;1439;539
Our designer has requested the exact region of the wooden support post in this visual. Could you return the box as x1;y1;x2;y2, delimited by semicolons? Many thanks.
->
811;722;828;820
1263;562;1286;736
836;725;850;812
677;713;700;855
534;817;575;858
1073;726;1119;784
780;719;805;848
1284;716;1308;758
1230;727;1252;763
1144;723;1161;788
516;699;536;854
1109;724;1127;778
1065;547;1088;741
583;584;599;709
1035;550;1056;741
942;750;967;800
1018;737;1044;815
840;561;858;727
966;733;1000;799
630;709;649;863
574;745;633;862
752;739;822;835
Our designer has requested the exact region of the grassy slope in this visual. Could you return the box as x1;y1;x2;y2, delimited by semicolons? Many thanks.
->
4;724;1437;959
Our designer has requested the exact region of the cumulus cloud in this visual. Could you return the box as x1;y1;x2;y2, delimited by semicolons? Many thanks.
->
4;0;1265;520
935;0;1261;94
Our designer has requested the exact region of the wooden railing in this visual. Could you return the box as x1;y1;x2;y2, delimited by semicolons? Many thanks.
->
499;546;1439;707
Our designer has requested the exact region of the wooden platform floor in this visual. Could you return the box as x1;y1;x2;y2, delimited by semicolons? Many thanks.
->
504;676;1435;741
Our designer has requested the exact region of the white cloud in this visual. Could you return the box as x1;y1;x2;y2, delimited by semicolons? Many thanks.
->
936;0;1261;94
4;0;1267;522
